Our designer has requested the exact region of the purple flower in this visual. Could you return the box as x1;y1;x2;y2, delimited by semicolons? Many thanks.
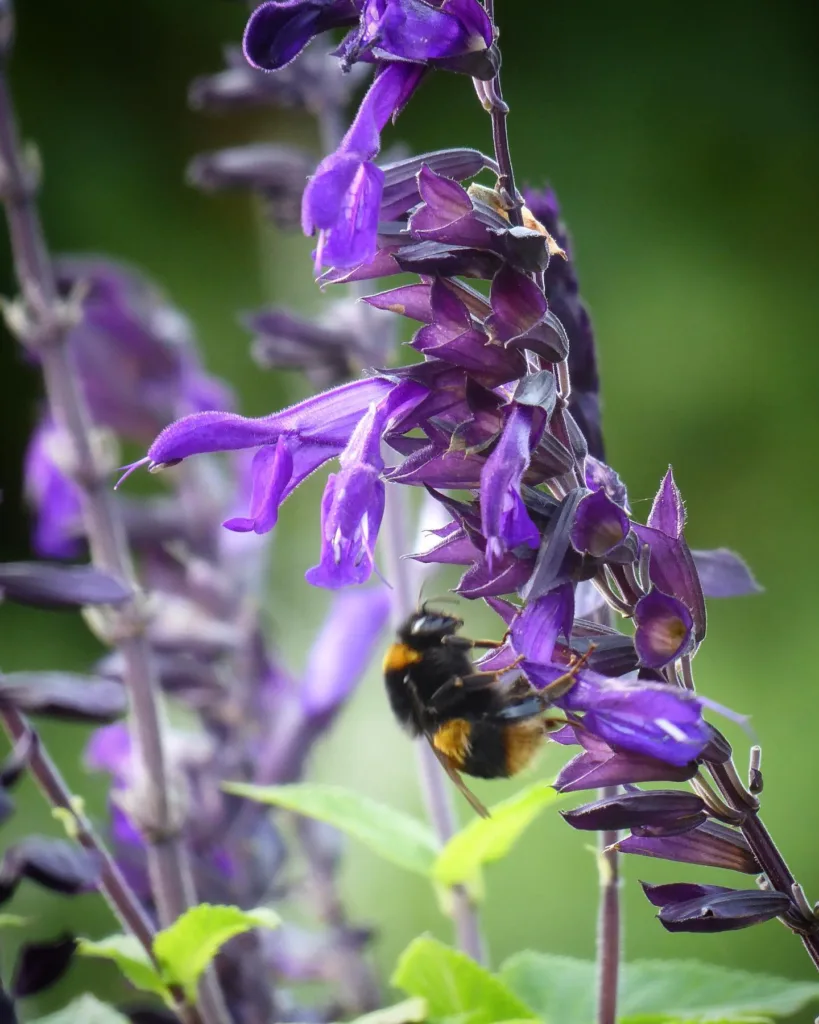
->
305;401;387;588
244;0;496;78
500;590;713;766
633;587;695;668
641;882;792;934
480;404;540;569
24;418;83;560
303;62;424;268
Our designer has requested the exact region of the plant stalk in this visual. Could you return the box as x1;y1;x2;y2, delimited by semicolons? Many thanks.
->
0;15;229;1023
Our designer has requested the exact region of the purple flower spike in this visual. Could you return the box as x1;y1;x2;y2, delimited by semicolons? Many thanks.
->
243;0;359;72
303;63;425;269
561;790;707;834
570;488;630;558
300;586;390;716
633;587;695;668
480;405;540;570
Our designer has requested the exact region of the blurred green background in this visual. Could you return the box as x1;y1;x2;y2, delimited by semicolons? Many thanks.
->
2;0;819;1019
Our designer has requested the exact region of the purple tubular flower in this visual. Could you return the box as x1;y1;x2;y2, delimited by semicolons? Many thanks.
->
633;587;695;668
486;264;569;364
305;404;387;587
303;62;425;269
633;469;706;642
615;819;760;874
570;488;630;559
480;405;540;570
338;0;496;77
140;376;393;467
692;547;762;598
554;731;699;793
24;418;83;559
299;586;390;716
561;790;707;834
243;0;359;72
644;883;792;934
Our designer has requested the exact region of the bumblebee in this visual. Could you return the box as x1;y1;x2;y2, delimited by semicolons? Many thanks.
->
383;605;588;818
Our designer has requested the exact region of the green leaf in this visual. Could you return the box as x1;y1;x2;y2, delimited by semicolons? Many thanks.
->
154;903;280;1002
500;952;819;1024
339;997;428;1024
78;934;170;1004
0;913;28;928
622;1017;772;1024
29;995;130;1024
433;782;558;887
393;936;537;1024
224;782;438;877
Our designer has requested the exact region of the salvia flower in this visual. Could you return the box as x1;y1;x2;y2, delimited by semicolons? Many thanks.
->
244;0;497;79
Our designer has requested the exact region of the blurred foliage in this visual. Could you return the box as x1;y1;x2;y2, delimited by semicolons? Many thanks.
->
1;0;819;1019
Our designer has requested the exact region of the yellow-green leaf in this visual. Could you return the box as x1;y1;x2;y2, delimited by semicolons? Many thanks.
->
154;903;280;1002
393;936;537;1024
78;934;170;1004
433;782;558;887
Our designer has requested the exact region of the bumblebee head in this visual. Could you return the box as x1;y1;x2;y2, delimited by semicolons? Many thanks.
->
398;606;463;647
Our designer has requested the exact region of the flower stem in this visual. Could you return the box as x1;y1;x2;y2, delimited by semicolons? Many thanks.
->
0;708;156;955
0;14;229;1024
596;811;621;1024
481;0;522;227
380;484;487;964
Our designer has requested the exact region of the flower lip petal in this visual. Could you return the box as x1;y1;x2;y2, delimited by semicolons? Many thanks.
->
570;488;630;558
243;0;359;71
634;587;695;668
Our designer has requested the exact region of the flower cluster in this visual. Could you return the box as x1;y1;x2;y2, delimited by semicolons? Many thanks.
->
116;0;819;950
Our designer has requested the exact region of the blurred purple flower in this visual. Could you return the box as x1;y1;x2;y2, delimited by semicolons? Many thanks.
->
24;417;83;560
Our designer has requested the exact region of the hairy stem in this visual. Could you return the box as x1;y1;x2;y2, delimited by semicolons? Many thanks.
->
0;708;156;955
380;485;487;964
0;14;229;1024
481;0;522;226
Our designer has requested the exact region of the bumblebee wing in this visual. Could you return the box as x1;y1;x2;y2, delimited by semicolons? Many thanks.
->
496;695;545;721
429;741;491;819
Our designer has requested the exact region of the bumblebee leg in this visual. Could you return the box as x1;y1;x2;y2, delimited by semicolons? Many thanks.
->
428;672;500;714
539;644;597;702
429;742;490;819
441;635;503;650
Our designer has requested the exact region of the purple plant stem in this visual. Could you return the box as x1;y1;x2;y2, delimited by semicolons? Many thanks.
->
380;483;487;965
481;0;522;228
707;760;819;968
596;796;621;1024
0;14;229;1024
0;707;156;955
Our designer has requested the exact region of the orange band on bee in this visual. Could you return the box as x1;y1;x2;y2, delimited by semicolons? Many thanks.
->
432;718;472;767
382;642;423;673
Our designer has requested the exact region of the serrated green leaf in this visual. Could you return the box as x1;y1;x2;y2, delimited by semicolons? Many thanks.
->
500;952;819;1024
393;936;537;1024
154;903;280;1002
338;996;428;1024
433;782;558;887
77;935;170;1004
224;782;438;877
29;994;130;1024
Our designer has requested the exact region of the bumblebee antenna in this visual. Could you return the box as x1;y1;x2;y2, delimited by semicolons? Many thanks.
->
419;592;460;612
